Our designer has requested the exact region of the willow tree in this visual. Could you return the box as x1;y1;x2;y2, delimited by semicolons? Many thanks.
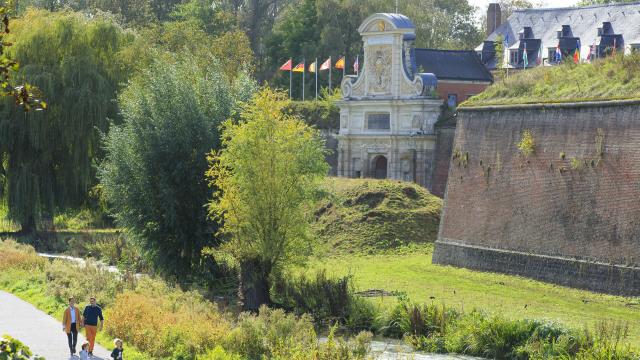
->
207;88;328;311
0;9;130;232
99;53;255;280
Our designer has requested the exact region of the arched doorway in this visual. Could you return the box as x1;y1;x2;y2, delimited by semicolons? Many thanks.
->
373;155;387;179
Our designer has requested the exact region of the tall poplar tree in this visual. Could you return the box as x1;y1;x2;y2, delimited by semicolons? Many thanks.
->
0;9;130;232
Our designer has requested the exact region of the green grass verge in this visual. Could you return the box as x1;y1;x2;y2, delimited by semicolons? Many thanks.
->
308;245;640;347
313;178;441;254
463;53;640;106
0;269;151;360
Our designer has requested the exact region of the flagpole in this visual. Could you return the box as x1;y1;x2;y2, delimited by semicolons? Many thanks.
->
329;56;332;91
289;63;292;99
315;58;318;100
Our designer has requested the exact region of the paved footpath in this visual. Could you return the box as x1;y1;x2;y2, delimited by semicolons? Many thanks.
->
0;291;111;360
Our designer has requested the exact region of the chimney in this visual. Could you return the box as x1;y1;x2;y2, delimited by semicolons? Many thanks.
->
487;3;502;36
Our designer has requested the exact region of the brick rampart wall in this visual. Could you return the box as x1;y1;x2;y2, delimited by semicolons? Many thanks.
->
430;127;455;197
433;100;640;295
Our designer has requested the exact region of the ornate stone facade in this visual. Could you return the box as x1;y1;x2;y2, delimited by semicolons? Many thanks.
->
337;13;442;189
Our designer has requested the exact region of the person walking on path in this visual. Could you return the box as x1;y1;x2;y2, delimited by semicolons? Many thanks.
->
62;297;83;355
83;296;104;356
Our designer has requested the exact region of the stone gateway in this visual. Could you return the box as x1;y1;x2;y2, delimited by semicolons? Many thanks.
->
336;13;492;197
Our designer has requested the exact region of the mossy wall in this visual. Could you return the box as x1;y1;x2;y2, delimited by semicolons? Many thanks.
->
435;100;640;295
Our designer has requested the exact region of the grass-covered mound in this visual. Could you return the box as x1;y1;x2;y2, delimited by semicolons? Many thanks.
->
464;53;640;106
313;178;441;254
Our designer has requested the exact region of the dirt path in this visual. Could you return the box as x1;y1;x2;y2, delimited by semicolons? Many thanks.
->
0;291;111;360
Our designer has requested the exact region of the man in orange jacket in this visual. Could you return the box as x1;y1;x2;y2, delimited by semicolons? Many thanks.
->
62;297;83;355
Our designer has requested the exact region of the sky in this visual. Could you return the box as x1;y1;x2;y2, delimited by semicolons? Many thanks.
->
468;0;581;20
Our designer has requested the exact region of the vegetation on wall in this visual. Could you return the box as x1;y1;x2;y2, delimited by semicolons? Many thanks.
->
463;53;640;106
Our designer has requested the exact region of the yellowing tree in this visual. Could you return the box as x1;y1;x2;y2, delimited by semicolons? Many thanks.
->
207;88;328;311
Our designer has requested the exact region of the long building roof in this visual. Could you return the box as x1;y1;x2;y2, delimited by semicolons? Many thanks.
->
478;2;640;69
415;49;493;83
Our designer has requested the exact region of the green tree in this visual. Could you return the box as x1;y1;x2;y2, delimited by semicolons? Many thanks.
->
206;88;328;311
0;9;130;232
99;53;255;281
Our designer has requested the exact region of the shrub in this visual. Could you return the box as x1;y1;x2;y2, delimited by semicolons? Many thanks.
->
105;278;230;359
272;270;379;333
224;306;317;359
0;239;45;272
87;233;148;273
272;271;351;325
198;346;242;360
45;259;124;308
286;99;340;129
0;335;44;360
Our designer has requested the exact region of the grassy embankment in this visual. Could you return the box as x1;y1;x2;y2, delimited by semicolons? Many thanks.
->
463;53;640;106
309;177;640;345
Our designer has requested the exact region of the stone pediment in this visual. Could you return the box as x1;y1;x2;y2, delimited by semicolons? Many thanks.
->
341;13;437;100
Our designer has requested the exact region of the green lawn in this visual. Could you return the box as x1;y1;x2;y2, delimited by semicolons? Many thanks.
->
308;245;640;345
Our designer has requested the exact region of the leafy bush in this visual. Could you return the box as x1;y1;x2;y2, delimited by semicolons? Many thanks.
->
87;233;148;273
272;270;379;334
0;239;45;272
224;306;372;360
0;335;44;360
45;259;124;308
105;278;230;359
286;99;340;129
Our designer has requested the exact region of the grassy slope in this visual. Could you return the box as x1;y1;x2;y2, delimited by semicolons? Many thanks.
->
309;178;640;345
0;269;151;360
313;178;441;254
464;53;640;106
308;246;640;345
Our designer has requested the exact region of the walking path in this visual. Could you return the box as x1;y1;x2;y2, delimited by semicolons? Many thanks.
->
0;291;111;360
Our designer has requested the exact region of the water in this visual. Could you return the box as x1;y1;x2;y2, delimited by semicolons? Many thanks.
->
320;337;484;360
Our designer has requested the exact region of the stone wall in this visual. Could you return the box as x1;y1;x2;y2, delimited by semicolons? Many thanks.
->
320;129;339;176
433;100;640;295
430;126;455;197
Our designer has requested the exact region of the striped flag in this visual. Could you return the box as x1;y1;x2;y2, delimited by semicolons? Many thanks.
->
308;60;317;73
335;56;345;69
279;59;292;71
573;40;580;64
555;43;562;62
353;56;359;74
292;61;305;72
522;43;528;68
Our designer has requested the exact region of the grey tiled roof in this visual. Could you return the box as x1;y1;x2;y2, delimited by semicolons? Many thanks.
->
415;49;494;82
478;2;640;69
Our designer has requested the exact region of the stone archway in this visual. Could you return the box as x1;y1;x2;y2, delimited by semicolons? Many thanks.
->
373;155;388;179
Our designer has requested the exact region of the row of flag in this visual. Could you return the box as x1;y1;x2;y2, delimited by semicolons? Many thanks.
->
279;56;360;100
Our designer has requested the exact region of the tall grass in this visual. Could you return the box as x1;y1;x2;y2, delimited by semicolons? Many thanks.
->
465;53;640;106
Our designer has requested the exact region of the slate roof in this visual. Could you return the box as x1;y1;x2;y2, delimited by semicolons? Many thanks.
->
478;2;640;69
379;13;415;30
414;49;493;83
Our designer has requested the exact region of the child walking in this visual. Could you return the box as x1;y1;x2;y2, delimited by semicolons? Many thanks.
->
79;341;89;360
111;338;124;360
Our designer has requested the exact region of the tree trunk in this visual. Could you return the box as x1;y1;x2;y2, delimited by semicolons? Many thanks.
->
19;215;36;235
238;258;271;312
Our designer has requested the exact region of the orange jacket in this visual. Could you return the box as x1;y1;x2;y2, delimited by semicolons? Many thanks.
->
62;306;83;333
